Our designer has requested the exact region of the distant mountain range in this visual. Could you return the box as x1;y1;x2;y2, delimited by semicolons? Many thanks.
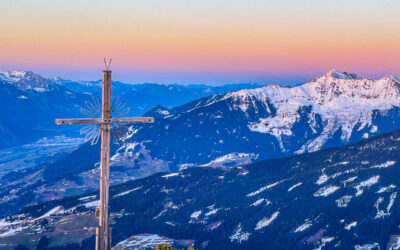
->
120;69;400;168
0;71;89;149
0;70;262;149
2;70;400;218
2;127;400;249
52;76;263;116
59;69;400;174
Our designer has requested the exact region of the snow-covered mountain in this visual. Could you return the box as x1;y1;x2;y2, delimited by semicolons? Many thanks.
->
107;70;400;171
0;70;54;92
3;70;400;218
240;69;400;153
0;69;265;215
0;70;262;149
0;71;91;149
3;128;400;249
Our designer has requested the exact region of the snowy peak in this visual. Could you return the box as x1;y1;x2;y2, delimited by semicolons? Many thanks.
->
143;104;171;118
0;70;55;92
320;69;361;80
379;75;400;84
1;70;38;81
1;70;28;79
302;70;400;104
0;70;29;82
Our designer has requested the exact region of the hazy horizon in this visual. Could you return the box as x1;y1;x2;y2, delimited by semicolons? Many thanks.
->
2;67;399;87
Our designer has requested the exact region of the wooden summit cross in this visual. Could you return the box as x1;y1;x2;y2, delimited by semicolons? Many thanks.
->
55;66;154;250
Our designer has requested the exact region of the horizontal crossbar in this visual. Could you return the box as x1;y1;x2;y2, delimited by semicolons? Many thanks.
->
55;117;154;125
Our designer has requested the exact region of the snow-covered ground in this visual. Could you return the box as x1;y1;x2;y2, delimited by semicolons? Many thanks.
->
255;212;279;230
230;224;251;243
0;135;83;175
355;176;380;196
247;179;287;197
200;153;257;168
314;185;340;197
112;234;175;250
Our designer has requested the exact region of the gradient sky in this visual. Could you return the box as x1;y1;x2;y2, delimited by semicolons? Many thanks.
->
1;0;399;85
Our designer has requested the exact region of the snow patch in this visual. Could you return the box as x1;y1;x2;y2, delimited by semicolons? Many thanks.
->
84;200;100;208
78;195;96;201
370;161;395;169
336;195;352;208
315;237;335;249
114;186;143;198
342;176;358;187
344;221;357;230
377;184;396;194
288;182;303;192
374;192;397;219
209;221;223;230
255;212;279;230
230;223;250;243
162;172;180;178
355;176;380;196
200;153;256;168
190;211;202;220
0;226;29;238
294;220;312;233
247;179;287;197
250;198;271;207
316;174;329;185
112;234;174;250
33;87;47;92
387;235;400;250
35;206;63;220
354;243;380;250
205;208;220;217
314;185;340;197
122;128;139;141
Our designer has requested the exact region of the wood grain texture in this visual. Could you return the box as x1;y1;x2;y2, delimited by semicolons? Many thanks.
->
55;117;154;125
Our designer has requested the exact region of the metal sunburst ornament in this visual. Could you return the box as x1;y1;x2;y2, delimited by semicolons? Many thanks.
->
110;96;131;145
80;95;131;145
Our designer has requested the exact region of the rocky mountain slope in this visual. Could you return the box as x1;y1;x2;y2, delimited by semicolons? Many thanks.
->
2;128;400;249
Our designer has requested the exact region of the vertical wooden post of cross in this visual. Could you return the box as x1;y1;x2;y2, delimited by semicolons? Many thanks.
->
96;70;112;250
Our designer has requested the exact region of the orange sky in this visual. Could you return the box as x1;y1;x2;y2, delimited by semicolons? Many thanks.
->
1;0;399;84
